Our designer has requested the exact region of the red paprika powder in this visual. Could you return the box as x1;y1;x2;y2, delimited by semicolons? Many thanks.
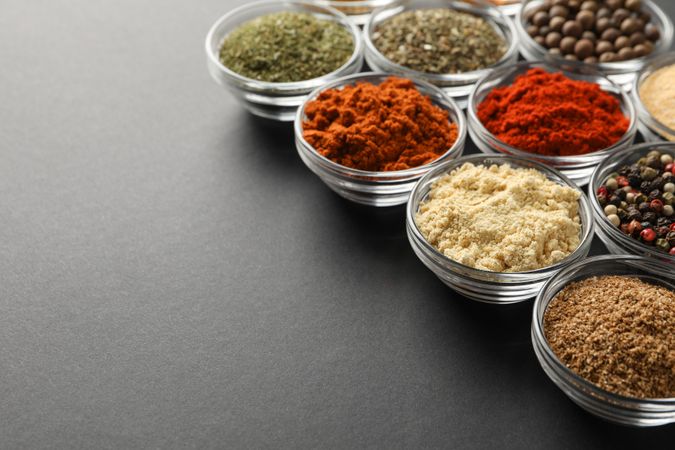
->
302;77;458;172
477;68;629;157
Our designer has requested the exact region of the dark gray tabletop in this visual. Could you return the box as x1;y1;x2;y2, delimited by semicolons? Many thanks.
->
1;1;673;448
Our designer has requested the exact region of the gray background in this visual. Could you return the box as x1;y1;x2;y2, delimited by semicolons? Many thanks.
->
1;0;673;448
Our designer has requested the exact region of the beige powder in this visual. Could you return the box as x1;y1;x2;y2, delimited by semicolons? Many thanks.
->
415;163;581;272
639;63;675;141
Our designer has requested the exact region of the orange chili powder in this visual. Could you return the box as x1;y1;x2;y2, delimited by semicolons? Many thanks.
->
477;68;629;157
302;77;458;172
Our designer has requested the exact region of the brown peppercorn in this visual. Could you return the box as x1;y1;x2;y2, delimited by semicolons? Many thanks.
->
549;47;563;56
575;38;594;59
539;26;552;36
596;7;611;19
580;1;599;12
617;46;635;60
601;27;621;42
568;0;581;10
625;0;642;12
527;25;540;37
595;17;612;33
629;31;645;45
584;56;598;63
599;51;616;62
612;8;630;24
577;10;595;30
549;16;566;32
564;54;579;61
620;17;639;34
581;30;597;42
534;35;547;46
614;35;630;50
533;11;551;27
562;20;583;37
633;43;649;57
595;40;613;55
560;36;578;54
550;5;570;17
605;0;623;10
546;32;563;48
645;23;660;41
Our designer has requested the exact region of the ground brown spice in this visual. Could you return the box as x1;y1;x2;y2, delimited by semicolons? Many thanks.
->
544;276;675;399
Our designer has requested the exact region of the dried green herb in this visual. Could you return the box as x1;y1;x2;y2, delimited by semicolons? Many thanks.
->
372;8;507;74
219;12;354;83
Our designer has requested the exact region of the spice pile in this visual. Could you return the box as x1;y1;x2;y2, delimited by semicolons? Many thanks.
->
302;77;458;172
597;149;675;254
219;12;353;82
639;63;675;141
372;8;507;74
477;68;629;156
545;275;675;399
415;163;581;272
525;0;661;62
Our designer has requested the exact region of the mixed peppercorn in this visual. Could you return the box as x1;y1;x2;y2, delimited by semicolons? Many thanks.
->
597;150;675;254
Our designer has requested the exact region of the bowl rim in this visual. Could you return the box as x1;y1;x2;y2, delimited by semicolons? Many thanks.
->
293;71;468;179
532;254;675;405
516;0;675;72
205;0;364;90
632;51;675;140
467;60;638;163
363;0;520;83
588;142;675;263
406;153;595;278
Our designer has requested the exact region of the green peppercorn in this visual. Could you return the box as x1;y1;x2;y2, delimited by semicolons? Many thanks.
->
656;238;671;251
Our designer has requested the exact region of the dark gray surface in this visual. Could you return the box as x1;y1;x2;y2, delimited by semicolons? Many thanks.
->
1;1;673;448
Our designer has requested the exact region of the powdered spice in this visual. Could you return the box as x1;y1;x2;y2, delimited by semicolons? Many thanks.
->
545;275;675;399
477;68;629;156
302;77;458;171
415;163;581;272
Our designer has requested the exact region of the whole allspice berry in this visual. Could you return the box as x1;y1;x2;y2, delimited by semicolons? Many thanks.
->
546;32;563;48
595;40;613;55
533;11;550;27
560;36;578;54
580;1;599;12
625;0;642;12
550;16;566;31
575;38;594;58
577;10;595;30
562;20;583;37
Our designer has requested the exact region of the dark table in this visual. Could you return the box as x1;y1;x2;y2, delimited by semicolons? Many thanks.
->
1;1;673;448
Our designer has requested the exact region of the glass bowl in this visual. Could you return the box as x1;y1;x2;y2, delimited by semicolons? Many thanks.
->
205;0;364;122
363;0;519;109
488;0;521;16
309;0;401;25
589;142;675;263
467;60;637;186
516;0;674;89
633;52;675;142
406;154;594;303
532;255;675;427
294;73;467;207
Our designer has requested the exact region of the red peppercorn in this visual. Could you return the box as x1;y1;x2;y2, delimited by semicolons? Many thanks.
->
628;220;642;235
616;176;629;187
650;199;664;213
670;247;675;255
670;223;675;232
597;186;608;196
641;228;657;242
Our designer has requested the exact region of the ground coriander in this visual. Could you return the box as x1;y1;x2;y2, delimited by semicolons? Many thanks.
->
219;12;354;83
544;275;675;399
639;63;675;141
372;8;507;74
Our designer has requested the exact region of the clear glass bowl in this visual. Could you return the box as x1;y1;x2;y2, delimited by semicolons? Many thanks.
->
205;0;364;122
309;0;401;25
532;255;675;427
488;0;521;16
589;142;675;263
294;73;467;207
467;61;637;186
406;154;594;303
516;0;674;89
363;0;519;109
633;52;675;142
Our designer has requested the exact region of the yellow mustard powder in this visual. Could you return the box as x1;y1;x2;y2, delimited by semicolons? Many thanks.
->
415;163;581;273
639;63;675;141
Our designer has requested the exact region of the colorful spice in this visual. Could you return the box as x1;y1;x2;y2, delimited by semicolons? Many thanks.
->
415;163;581;272
302;77;458;172
597;149;675;254
372;8;507;74
545;275;675;399
477;68;629;156
639;63;675;141
219;12;353;82
525;0;660;63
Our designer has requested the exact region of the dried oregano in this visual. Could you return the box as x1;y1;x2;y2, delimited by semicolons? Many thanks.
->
219;12;354;83
372;8;507;74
